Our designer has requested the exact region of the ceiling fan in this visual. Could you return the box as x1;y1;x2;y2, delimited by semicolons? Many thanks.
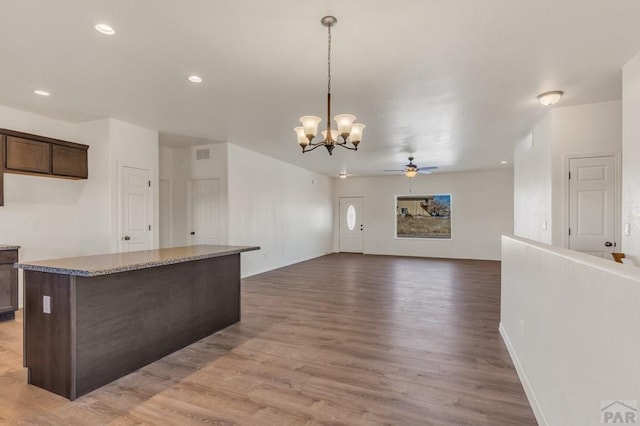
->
384;156;437;178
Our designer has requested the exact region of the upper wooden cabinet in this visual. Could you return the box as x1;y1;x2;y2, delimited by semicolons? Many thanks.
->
6;136;51;174
0;129;89;206
52;144;88;178
1;129;88;179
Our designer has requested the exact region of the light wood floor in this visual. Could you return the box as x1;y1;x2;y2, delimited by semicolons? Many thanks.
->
0;254;536;425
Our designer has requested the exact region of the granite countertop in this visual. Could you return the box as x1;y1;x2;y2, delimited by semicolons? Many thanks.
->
15;245;259;277
0;244;20;250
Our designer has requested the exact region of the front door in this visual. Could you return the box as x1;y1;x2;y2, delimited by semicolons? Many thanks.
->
189;179;220;245
120;166;151;252
339;197;364;253
568;156;616;258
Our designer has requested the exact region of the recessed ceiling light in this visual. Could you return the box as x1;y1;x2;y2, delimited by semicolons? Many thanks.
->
500;160;508;164
537;90;564;106
95;24;115;35
188;75;203;83
34;89;50;96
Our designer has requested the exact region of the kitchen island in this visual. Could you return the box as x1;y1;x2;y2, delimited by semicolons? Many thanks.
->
16;244;259;400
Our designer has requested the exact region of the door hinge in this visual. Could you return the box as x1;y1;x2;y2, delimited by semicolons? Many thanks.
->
568;171;571;180
568;228;571;236
148;225;151;231
148;180;151;187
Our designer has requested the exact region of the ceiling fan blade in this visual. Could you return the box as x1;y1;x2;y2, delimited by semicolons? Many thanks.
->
383;169;405;172
419;166;438;171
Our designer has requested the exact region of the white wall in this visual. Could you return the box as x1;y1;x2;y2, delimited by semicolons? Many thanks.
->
514;115;553;243
334;169;513;260
227;144;333;277
75;119;112;255
622;52;640;264
500;236;640;426
551;101;622;247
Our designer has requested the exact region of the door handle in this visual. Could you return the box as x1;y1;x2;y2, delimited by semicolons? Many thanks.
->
190;232;195;235
123;236;131;241
604;241;613;247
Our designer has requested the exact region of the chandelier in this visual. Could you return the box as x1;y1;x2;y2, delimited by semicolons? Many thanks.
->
294;16;365;155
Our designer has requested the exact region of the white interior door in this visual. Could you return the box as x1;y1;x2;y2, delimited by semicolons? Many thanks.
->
189;178;220;245
159;178;172;248
568;156;616;258
339;197;364;253
121;166;151;253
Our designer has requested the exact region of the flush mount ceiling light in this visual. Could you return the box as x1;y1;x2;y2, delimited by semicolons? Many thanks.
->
188;75;203;83
34;89;50;96
500;160;508;164
338;172;348;179
537;90;564;106
293;16;365;155
94;23;115;35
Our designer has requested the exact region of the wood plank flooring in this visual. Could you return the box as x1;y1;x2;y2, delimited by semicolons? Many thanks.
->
0;253;536;425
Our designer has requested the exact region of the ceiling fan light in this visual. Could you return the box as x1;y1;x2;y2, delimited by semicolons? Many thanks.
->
537;90;564;106
299;116;321;140
349;123;365;145
334;114;356;137
294;127;308;147
404;169;418;178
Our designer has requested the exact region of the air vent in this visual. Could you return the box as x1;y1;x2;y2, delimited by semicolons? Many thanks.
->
196;148;210;160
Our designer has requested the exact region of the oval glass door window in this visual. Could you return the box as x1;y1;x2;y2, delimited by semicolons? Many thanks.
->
346;205;357;230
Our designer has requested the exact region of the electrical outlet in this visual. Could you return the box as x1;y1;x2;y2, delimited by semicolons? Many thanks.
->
43;296;51;314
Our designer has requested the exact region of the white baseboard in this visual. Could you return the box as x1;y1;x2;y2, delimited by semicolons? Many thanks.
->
499;322;547;426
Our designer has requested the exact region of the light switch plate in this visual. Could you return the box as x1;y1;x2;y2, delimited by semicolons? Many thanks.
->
624;223;631;236
43;296;51;314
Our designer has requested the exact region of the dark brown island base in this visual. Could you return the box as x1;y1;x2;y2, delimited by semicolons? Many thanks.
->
15;244;259;400
0;244;20;322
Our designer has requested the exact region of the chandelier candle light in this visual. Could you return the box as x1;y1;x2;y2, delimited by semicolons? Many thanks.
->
294;16;365;155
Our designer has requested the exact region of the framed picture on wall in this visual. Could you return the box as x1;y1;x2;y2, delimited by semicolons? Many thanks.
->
396;194;452;239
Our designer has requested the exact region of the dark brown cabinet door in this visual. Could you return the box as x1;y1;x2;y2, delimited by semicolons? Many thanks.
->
0;262;18;314
5;136;51;174
52;145;88;178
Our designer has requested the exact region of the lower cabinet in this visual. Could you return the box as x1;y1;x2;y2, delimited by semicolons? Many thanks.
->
0;249;18;322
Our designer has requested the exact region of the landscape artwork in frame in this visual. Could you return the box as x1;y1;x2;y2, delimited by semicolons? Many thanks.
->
396;194;452;239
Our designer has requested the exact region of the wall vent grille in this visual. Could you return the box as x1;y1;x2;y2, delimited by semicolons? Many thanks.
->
196;149;210;160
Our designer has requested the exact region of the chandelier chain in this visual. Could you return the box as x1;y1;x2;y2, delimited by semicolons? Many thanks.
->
327;25;331;95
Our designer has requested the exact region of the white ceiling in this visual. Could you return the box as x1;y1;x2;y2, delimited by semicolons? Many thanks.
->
1;0;640;177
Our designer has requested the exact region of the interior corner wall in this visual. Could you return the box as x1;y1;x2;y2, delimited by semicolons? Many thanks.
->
333;169;513;260
514;114;553;244
226;143;333;277
622;51;640;265
550;101;622;248
75;118;112;255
